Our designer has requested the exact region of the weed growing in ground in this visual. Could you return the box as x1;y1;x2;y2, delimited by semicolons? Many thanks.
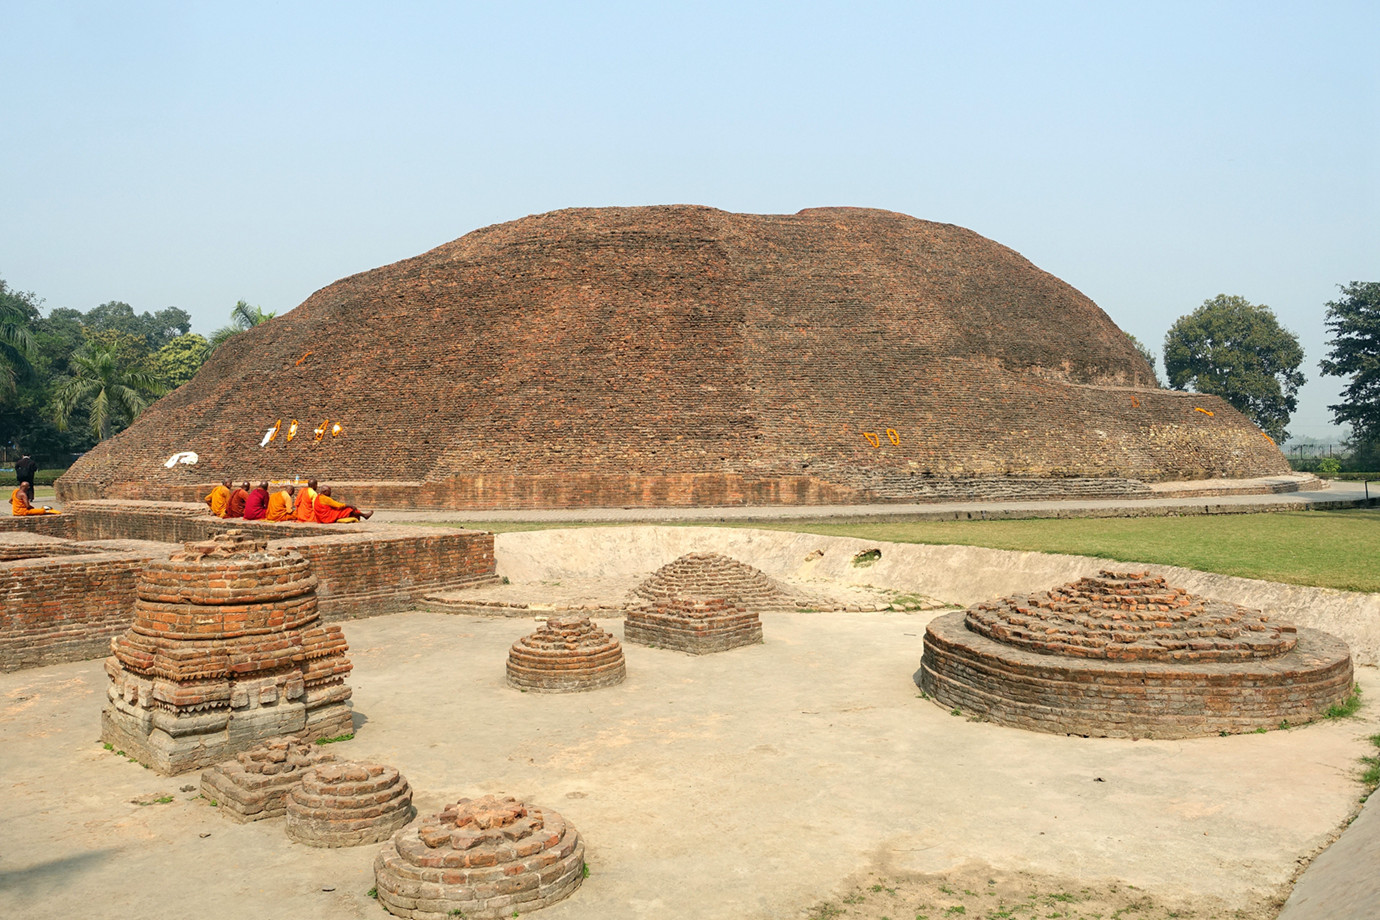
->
1361;734;1380;796
581;861;590;879
366;887;377;898
1324;684;1363;719
315;733;355;745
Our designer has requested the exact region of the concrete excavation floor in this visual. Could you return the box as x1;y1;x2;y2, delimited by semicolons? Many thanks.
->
2;608;1377;919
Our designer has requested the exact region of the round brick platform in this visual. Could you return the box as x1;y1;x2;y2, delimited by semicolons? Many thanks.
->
199;735;338;823
919;571;1354;738
373;794;584;919
624;597;764;655
506;616;626;692
285;761;413;847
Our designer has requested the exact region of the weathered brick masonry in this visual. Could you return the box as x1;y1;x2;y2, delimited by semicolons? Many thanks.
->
919;572;1354;738
0;502;497;671
57;206;1290;510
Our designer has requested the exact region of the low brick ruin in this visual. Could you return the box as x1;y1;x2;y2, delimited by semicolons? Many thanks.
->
374;794;584;919
634;552;815;612
624;597;764;655
101;531;354;773
506;616;626;692
0;501;497;673
200;735;338;822
919;571;1355;738
285;761;413;847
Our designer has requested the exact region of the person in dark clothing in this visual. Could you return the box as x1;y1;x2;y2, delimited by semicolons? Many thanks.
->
15;455;37;487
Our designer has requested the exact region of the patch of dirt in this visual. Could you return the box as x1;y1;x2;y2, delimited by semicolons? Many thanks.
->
803;864;1286;920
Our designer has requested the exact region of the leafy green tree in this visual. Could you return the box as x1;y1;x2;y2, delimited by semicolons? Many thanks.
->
82;301;191;351
210;300;275;349
0;279;38;395
1319;281;1380;448
52;339;166;441
150;333;210;389
1163;295;1305;442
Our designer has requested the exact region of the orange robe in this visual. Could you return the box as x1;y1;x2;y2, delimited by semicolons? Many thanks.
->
205;485;231;517
11;488;59;515
266;490;294;521
293;487;318;523
313;493;360;524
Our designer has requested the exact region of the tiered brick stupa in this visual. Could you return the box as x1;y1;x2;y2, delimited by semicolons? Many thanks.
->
58;206;1291;510
506;616;626;692
919;571;1354;738
624;597;764;655
285;761;413;847
373;794;584;919
101;531;354;773
200;735;338;822
633;552;814;612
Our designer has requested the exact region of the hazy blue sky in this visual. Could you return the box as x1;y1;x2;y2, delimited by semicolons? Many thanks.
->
3;2;1375;441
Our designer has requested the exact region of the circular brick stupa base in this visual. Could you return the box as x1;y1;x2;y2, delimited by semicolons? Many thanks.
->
919;572;1354;739
200;736;338;823
506;616;626;692
374;794;584;919
285;762;413;847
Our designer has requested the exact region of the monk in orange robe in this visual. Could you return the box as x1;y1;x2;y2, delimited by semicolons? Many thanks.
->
293;479;319;523
204;479;232;517
266;485;295;521
226;482;250;518
11;483;60;515
312;486;372;523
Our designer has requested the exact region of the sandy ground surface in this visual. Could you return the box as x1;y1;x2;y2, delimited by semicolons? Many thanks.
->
2;607;1377;920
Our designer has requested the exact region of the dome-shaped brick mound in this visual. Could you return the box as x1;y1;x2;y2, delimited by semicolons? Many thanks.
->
58;206;1289;511
101;530;354;773
964;571;1298;661
285;761;413;847
919;571;1354;738
506;616;626;692
633;552;814;612
624;597;764;655
373;794;584;919
200;735;338;823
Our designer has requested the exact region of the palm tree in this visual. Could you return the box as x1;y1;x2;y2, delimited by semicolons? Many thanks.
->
210;300;276;349
52;340;166;441
0;279;38;394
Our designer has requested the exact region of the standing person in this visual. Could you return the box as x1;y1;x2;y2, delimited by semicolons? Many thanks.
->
14;455;37;488
293;479;319;523
226;481;250;518
205;479;232;517
312;485;373;523
266;484;295;521
11;482;60;515
243;482;270;520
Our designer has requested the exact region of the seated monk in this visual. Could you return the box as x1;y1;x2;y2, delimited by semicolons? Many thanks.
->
243;482;270;520
226;481;250;518
204;479;232;518
293;479;319;523
266;485;295;522
312;486;373;523
11;482;60;515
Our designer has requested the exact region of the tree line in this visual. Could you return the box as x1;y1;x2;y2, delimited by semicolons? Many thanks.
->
0;276;271;465
1157;283;1380;467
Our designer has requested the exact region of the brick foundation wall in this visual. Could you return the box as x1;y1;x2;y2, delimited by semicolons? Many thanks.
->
0;501;497;671
0;550;168;671
919;612;1354;738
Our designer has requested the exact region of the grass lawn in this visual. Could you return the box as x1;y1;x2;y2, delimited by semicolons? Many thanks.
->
728;509;1380;594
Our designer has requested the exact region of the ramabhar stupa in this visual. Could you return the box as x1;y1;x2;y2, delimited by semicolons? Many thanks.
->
58;206;1289;509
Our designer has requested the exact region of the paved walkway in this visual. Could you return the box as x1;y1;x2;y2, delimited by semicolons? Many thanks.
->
373;477;1374;525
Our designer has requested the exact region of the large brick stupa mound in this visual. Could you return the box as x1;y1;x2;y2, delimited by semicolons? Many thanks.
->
59;206;1288;510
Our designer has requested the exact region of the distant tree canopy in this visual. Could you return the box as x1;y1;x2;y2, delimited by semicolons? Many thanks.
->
1163;295;1306;442
0;276;221;461
1125;334;1161;386
1319;281;1380;449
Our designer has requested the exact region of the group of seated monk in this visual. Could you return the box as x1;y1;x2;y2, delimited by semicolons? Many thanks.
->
10;482;60;516
203;478;373;524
